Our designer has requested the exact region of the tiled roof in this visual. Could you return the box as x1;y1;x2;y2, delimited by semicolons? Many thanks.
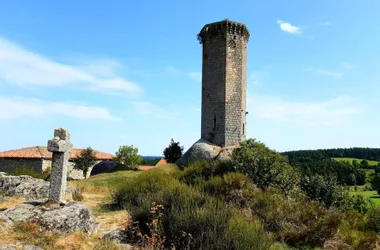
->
0;146;114;160
155;158;168;166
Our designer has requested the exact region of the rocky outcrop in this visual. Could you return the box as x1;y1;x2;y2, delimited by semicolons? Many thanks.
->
176;139;237;167
0;201;97;235
0;172;74;201
103;229;133;249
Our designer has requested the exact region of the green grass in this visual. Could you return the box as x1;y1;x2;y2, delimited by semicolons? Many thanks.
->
83;170;141;187
350;190;380;206
72;164;178;188
333;157;379;166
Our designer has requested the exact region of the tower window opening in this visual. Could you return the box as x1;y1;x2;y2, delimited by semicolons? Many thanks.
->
213;115;216;130
242;123;245;135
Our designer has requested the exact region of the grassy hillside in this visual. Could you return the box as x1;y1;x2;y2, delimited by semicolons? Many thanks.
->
333;157;379;166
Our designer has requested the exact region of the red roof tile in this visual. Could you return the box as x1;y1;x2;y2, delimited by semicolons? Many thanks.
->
0;146;114;160
155;158;168;166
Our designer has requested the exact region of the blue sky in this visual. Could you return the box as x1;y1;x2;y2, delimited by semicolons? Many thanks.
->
0;0;379;156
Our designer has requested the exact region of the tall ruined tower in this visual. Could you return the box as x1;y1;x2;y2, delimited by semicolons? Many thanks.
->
197;19;250;147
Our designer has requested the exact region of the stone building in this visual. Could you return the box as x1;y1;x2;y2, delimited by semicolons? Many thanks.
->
0;146;114;179
176;19;250;166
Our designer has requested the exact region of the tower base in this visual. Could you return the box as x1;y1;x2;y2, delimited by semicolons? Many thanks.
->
176;138;239;167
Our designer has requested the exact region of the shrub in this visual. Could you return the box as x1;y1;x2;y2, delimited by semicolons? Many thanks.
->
370;173;380;196
364;207;380;233
72;183;85;201
249;188;343;248
225;215;274;250
180;160;234;185
112;168;273;249
10;164;50;180
231;139;300;195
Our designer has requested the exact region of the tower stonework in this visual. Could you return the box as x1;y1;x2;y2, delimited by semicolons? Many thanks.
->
176;19;250;167
198;19;250;147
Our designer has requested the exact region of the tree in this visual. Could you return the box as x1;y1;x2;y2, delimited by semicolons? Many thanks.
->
163;139;184;163
231;138;300;195
361;159;369;169
371;174;380;196
114;145;142;170
73;147;97;179
352;160;360;168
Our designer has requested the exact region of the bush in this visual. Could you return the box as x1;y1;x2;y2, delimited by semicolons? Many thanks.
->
249;188;343;248
112;168;273;249
231;139;300;195
10;164;50;180
370;173;380;196
180;160;234;185
72;183;85;201
364;207;380;233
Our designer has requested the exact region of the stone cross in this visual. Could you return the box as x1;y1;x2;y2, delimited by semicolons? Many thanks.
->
47;128;73;204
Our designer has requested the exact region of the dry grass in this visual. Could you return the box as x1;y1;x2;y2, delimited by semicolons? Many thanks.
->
0;166;174;249
0;196;26;211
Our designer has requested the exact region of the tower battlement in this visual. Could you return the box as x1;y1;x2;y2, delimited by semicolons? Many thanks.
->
197;19;250;44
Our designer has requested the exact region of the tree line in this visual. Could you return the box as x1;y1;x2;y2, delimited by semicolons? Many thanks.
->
283;147;380;161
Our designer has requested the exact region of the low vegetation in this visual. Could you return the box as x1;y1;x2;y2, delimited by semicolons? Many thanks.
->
109;139;380;249
10;164;51;180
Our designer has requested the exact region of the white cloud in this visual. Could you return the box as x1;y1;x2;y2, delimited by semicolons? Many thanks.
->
132;102;178;118
188;72;202;82
0;37;142;96
305;68;343;78
165;66;178;74
249;71;269;87
0;96;120;120
277;20;302;35
340;62;356;69
319;21;332;26
248;94;360;126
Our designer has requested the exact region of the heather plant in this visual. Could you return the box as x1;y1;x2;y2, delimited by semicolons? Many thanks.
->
112;168;273;249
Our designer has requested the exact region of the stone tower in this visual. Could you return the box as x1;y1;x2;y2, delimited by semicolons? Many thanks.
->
197;19;250;147
176;19;250;167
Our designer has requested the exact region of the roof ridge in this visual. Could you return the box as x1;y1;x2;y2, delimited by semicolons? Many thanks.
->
36;146;43;159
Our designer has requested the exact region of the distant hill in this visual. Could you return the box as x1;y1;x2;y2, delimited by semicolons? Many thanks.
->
141;156;162;166
282;147;380;162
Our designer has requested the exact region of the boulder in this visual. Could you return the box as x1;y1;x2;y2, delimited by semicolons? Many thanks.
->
0;201;97;235
103;229;133;249
0;172;74;201
176;139;237;167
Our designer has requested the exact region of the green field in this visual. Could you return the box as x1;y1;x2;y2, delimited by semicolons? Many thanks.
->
350;190;380;206
333;157;379;166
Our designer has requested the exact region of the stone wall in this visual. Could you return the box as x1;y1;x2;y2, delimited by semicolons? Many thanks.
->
0;158;99;180
0;158;44;173
198;20;249;147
